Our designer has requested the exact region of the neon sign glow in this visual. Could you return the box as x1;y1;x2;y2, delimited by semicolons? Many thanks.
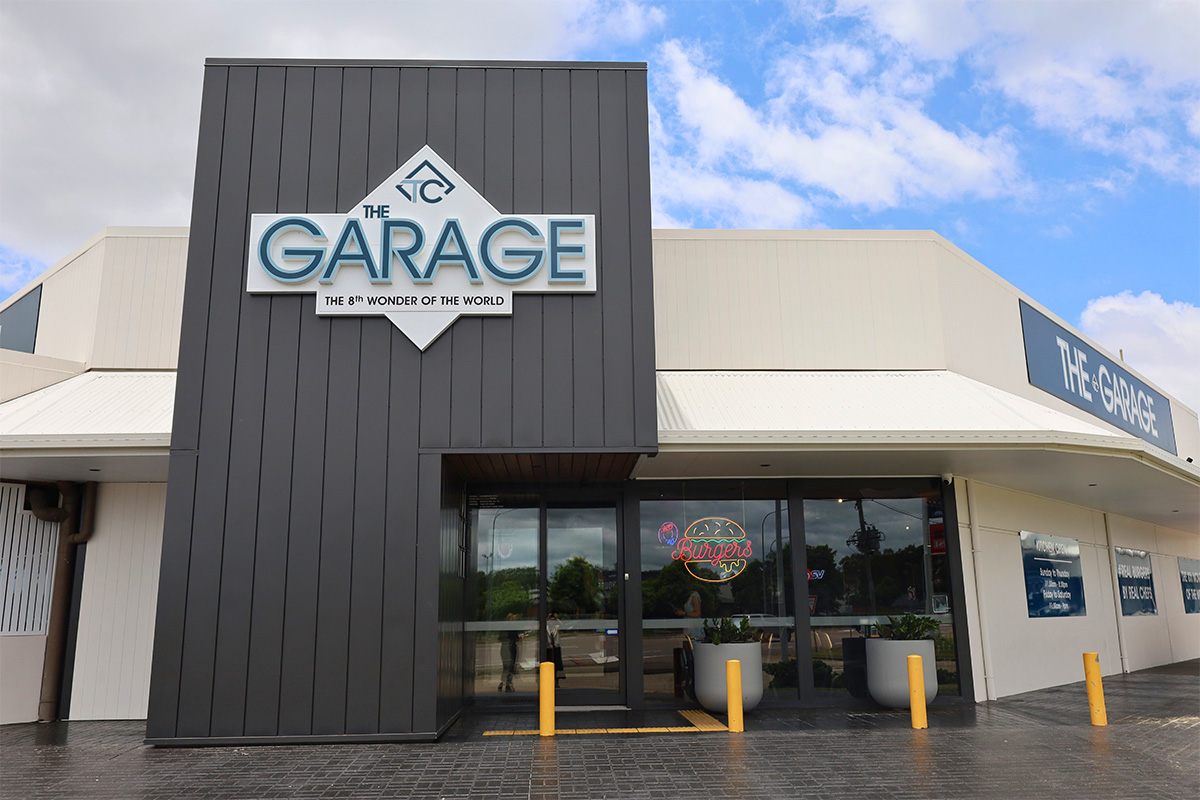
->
670;517;753;582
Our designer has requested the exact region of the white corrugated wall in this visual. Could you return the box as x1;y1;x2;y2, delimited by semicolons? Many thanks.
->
68;483;165;720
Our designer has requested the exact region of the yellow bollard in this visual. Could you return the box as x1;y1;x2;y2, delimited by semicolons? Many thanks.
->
726;659;744;733
1083;652;1107;726
539;661;555;737
907;654;928;730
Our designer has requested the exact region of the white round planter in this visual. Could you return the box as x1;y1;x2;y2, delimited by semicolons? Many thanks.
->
865;638;938;709
693;642;763;713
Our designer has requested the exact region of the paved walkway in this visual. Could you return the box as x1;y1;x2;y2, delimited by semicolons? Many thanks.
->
2;661;1196;799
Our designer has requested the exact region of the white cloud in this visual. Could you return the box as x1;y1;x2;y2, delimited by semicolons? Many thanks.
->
649;37;1022;225
0;0;664;273
649;101;817;228
837;0;1200;185
1079;291;1200;410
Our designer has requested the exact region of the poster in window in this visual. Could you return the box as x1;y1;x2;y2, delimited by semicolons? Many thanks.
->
1180;557;1200;614
1020;530;1086;618
1114;547;1156;616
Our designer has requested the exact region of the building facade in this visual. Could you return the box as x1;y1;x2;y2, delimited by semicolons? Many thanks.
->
1;59;1197;741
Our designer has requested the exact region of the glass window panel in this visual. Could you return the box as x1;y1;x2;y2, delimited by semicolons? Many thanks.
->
470;503;539;697
640;487;795;704
805;496;958;699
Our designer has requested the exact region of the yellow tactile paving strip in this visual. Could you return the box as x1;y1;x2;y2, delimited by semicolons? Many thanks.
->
483;710;728;736
677;709;728;731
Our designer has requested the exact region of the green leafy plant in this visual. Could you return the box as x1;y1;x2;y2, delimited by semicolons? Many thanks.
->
764;659;800;688
701;615;755;644
877;613;941;641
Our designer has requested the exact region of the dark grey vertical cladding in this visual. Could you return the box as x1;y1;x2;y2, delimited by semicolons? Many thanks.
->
449;69;486;449
153;60;654;745
345;68;399;736
625;73;658;448
146;451;199;738
378;67;427;735
312;67;371;735
417;68;456;451
597;71;636;447
169;66;228;453
412;453;443;733
541;70;574;447
479;69;515;448
570;71;604;448
244;67;314;737
510;70;544;448
210;66;285;737
277;66;342;736
176;66;258;738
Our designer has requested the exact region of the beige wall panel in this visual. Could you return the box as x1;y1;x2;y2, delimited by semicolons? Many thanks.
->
1167;401;1200;464
90;234;188;370
1160;553;1200;661
0;634;46;724
1116;552;1176;671
1111;520;1198;669
33;243;105;364
971;483;1104;545
1107;514;1159;553
976;527;1120;696
653;234;946;370
1152;525;1200;559
69;483;165;720
0;356;85;402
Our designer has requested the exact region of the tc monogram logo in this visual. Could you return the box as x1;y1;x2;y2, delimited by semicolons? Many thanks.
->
396;159;456;203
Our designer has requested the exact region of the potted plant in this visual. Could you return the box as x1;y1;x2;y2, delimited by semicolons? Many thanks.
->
692;616;764;713
865;613;940;708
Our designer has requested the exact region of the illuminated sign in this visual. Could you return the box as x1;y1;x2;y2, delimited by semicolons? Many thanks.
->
670;518;752;582
806;569;825;580
658;521;679;545
247;145;596;350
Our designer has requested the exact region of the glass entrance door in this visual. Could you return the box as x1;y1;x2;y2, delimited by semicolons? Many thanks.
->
470;496;623;704
545;504;620;702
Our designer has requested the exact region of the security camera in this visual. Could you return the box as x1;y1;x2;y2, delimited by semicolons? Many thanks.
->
941;474;953;486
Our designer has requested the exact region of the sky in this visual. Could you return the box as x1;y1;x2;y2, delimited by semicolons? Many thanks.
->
1;0;1197;407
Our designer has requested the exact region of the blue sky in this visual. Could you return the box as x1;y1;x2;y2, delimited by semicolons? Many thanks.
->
1;0;1197;404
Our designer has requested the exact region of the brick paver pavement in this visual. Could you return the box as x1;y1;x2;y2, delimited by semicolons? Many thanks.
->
2;661;1195;799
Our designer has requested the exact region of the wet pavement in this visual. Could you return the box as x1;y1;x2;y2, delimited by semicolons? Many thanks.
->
2;661;1196;799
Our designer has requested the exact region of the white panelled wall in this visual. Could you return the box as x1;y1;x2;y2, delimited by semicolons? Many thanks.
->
68;483;165;720
0;483;60;724
956;479;1200;701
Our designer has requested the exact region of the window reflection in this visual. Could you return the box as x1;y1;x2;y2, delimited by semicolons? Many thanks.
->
805;496;958;698
472;505;538;695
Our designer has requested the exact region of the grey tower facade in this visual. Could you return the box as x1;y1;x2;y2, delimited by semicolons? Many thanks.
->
146;60;657;744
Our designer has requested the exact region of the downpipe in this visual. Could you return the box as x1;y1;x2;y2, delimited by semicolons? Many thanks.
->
28;481;98;722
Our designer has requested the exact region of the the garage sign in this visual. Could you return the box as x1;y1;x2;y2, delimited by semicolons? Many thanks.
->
247;145;595;350
1019;301;1176;454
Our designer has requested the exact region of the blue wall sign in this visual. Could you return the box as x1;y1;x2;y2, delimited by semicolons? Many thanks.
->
1114;548;1157;616
1180;557;1200;614
1021;530;1087;618
1019;301;1176;454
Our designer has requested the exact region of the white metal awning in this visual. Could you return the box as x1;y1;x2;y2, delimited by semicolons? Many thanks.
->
0;371;174;482
642;371;1199;530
